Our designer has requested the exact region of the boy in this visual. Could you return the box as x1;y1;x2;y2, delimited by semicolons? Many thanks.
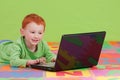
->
0;13;56;67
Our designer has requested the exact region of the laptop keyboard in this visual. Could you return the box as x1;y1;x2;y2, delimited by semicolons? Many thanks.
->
37;62;55;67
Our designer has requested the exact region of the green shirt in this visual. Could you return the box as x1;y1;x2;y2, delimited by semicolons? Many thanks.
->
0;37;56;67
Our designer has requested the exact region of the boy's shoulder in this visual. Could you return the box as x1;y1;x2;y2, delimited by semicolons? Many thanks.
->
10;37;25;49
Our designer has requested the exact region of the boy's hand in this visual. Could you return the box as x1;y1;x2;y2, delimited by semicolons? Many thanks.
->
51;58;56;62
37;57;46;64
26;60;39;66
26;57;46;66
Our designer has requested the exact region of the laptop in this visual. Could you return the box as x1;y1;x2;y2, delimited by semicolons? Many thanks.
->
31;31;106;71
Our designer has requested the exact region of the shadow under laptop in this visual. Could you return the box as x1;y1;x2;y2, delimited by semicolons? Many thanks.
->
30;65;94;72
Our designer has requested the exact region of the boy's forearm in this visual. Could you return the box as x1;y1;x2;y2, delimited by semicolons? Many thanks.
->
10;59;27;67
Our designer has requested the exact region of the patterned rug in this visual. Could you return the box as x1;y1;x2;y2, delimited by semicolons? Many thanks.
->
0;41;120;80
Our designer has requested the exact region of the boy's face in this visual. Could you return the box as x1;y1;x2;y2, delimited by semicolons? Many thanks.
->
20;22;44;47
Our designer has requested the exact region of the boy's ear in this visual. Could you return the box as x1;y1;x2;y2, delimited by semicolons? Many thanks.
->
20;28;25;36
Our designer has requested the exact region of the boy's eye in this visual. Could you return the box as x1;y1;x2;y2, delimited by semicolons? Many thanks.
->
39;32;42;34
31;32;35;33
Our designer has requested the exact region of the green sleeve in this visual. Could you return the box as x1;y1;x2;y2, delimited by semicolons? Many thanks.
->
42;41;56;62
8;43;28;67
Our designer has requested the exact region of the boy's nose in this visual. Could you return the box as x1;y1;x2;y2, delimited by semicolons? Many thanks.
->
34;34;39;38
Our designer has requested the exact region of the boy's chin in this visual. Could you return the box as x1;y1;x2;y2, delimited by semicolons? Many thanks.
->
31;43;39;46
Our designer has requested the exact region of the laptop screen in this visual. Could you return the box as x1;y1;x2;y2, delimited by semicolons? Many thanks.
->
55;31;106;71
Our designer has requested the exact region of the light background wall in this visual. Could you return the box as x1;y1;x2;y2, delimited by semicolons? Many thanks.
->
0;0;120;42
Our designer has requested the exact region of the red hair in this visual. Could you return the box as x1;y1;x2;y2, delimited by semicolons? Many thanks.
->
22;13;46;30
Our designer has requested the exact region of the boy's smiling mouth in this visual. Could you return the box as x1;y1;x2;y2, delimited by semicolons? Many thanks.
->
32;39;39;43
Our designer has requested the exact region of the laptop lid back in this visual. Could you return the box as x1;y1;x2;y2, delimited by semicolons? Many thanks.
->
55;31;106;71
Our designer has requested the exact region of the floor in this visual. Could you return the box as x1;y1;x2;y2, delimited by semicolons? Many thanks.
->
0;41;120;80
